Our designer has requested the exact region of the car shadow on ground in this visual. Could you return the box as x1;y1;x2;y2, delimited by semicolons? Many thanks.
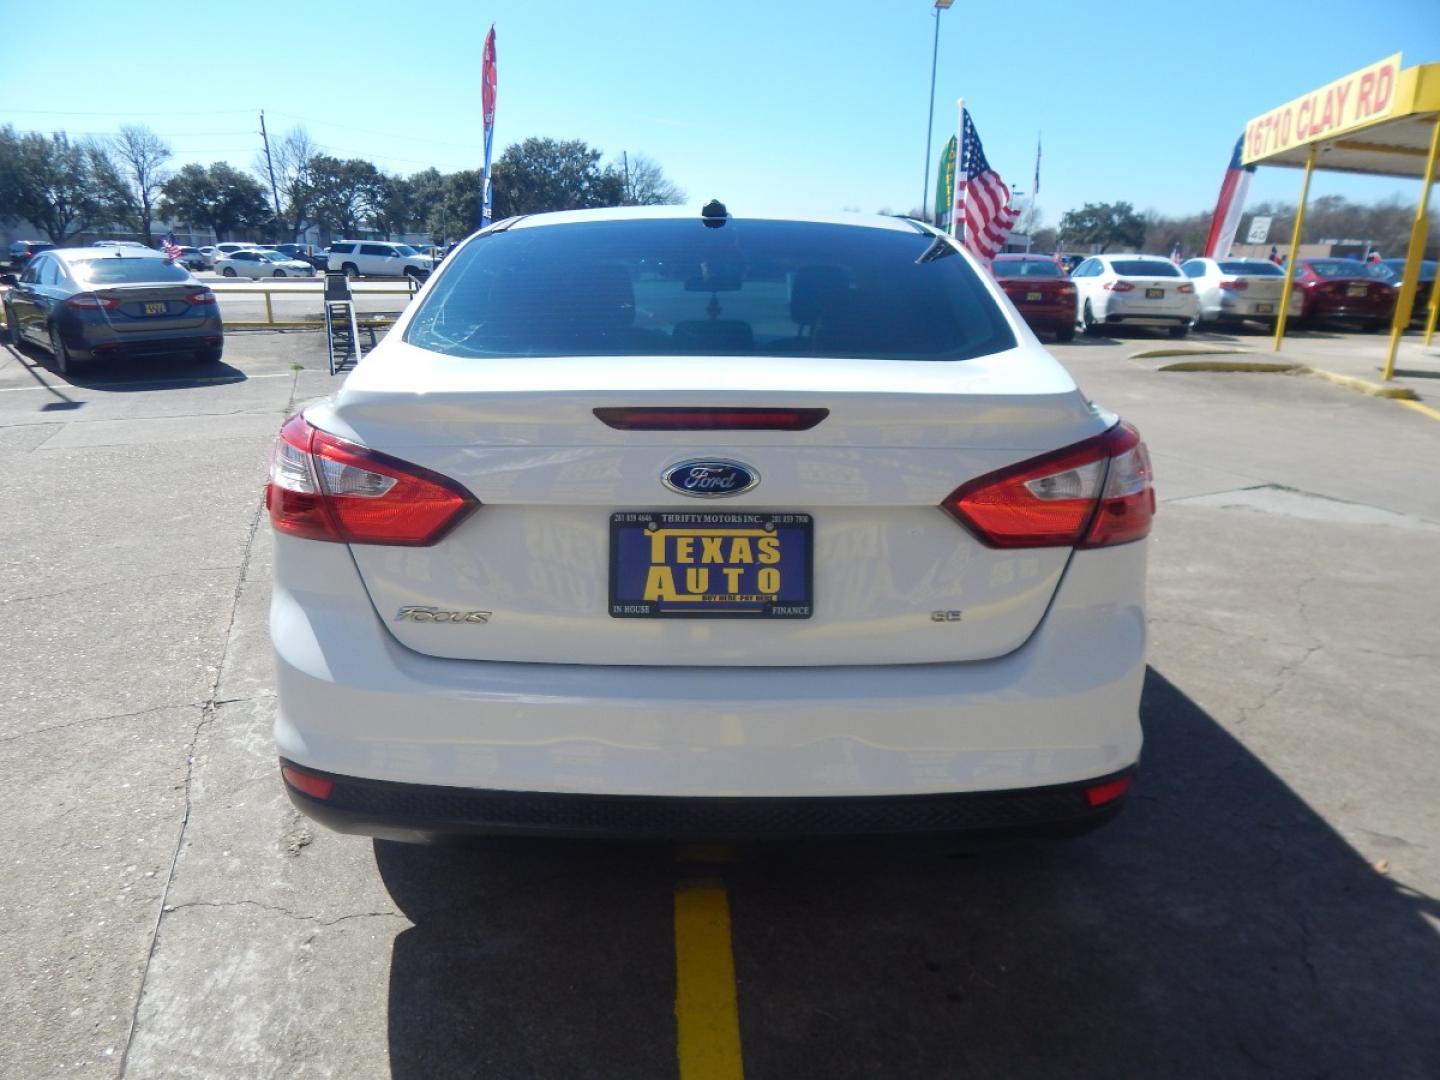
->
373;667;1440;1080
3;339;246;392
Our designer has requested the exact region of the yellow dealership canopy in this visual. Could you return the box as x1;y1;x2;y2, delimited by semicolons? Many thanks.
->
1240;54;1440;375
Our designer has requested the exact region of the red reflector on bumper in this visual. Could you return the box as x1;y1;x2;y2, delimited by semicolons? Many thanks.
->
282;765;334;800
1085;775;1133;807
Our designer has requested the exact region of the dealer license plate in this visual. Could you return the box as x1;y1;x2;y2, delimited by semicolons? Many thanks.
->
1145;288;1164;299
1026;291;1042;302
1347;284;1367;297
610;510;813;618
144;302;167;315
1255;303;1273;314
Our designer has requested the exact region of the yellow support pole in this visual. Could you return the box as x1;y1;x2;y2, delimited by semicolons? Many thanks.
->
1273;145;1317;353
1425;264;1440;346
263;290;275;326
1384;116;1440;379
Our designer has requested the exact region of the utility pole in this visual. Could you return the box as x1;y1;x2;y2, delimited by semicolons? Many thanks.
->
259;111;282;231
622;151;631;205
922;1;954;224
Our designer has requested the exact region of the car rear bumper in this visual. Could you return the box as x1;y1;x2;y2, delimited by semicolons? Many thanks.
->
61;314;224;359
271;532;1147;816
279;758;1137;842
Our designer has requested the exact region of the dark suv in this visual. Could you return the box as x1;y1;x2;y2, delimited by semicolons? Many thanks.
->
8;241;55;271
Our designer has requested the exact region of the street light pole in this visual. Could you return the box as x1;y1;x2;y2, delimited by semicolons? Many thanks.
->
922;0;954;224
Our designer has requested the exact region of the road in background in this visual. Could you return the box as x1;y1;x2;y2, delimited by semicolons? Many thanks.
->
2;328;1437;1079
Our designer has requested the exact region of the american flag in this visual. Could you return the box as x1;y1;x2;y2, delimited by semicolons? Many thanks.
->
953;109;1019;264
161;232;183;262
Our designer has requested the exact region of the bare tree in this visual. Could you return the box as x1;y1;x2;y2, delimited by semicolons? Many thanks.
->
619;153;684;205
257;125;319;240
109;125;172;244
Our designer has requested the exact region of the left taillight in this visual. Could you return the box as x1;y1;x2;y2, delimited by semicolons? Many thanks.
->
265;413;478;546
941;422;1155;549
65;294;120;310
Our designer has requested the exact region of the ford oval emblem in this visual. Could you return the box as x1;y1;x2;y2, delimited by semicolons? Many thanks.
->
661;459;760;499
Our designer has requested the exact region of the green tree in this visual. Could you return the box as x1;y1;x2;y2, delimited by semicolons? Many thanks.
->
491;137;621;218
158;162;272;240
427;169;481;241
2;127;114;243
105;125;172;244
406;168;445;241
367;174;414;239
308;155;387;237
1058;201;1146;253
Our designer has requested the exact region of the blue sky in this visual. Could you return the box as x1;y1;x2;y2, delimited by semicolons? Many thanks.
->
3;0;1436;232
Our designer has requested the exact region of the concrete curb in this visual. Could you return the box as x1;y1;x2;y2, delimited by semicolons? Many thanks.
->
1154;358;1427;407
1304;367;1419;400
1130;346;1255;360
1157;359;1303;373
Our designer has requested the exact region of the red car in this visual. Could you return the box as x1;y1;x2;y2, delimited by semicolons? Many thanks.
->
1290;258;1396;331
993;254;1077;341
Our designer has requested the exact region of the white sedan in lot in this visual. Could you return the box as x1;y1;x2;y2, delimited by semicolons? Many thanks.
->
1071;254;1199;337
1180;257;1287;328
267;206;1154;844
215;249;317;278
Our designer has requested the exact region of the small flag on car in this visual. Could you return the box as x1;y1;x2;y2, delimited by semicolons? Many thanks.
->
952;105;1020;265
162;233;183;262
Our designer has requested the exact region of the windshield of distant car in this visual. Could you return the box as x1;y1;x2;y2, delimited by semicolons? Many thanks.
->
994;259;1063;278
1110;260;1180;277
1306;260;1368;278
256;251;289;262
1218;260;1283;276
72;258;190;284
406;218;1016;361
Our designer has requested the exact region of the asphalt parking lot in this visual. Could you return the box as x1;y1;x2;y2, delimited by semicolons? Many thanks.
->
3;324;1439;1079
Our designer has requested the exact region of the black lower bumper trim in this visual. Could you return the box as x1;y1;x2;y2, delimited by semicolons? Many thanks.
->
280;759;1136;842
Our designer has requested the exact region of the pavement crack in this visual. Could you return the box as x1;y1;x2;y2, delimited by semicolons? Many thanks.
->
160;898;406;928
118;377;301;1080
1237;576;1324;725
0;702;200;745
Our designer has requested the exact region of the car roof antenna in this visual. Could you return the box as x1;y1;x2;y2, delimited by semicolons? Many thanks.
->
701;200;728;229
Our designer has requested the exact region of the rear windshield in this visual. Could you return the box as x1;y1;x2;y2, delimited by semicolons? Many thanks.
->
1217;260;1282;276
1305;260;1367;279
71;258;190;285
1110;260;1180;277
406;219;1016;361
994;259;1062;278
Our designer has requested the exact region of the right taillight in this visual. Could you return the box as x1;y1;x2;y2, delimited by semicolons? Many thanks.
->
265;413;478;545
941;422;1154;549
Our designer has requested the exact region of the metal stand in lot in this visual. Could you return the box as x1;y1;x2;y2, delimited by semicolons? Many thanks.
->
323;271;374;375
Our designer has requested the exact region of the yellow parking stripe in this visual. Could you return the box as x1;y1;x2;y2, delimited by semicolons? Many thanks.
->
674;880;744;1080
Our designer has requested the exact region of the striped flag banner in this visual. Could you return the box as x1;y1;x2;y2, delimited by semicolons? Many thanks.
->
479;25;497;229
161;232;183;262
1203;135;1256;258
951;102;1019;265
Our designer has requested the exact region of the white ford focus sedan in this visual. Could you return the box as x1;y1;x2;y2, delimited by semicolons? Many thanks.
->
267;204;1153;842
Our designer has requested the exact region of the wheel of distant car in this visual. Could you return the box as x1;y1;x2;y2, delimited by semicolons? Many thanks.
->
1287;258;1397;330
993;254;1078;342
1069;254;1198;337
3;247;222;371
268;207;1154;846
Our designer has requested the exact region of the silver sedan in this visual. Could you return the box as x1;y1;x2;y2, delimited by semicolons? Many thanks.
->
1180;257;1287;328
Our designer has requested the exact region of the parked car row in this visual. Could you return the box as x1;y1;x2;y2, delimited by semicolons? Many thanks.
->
990;249;1406;340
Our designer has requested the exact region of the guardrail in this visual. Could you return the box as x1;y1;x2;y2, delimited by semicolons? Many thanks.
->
210;279;419;329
